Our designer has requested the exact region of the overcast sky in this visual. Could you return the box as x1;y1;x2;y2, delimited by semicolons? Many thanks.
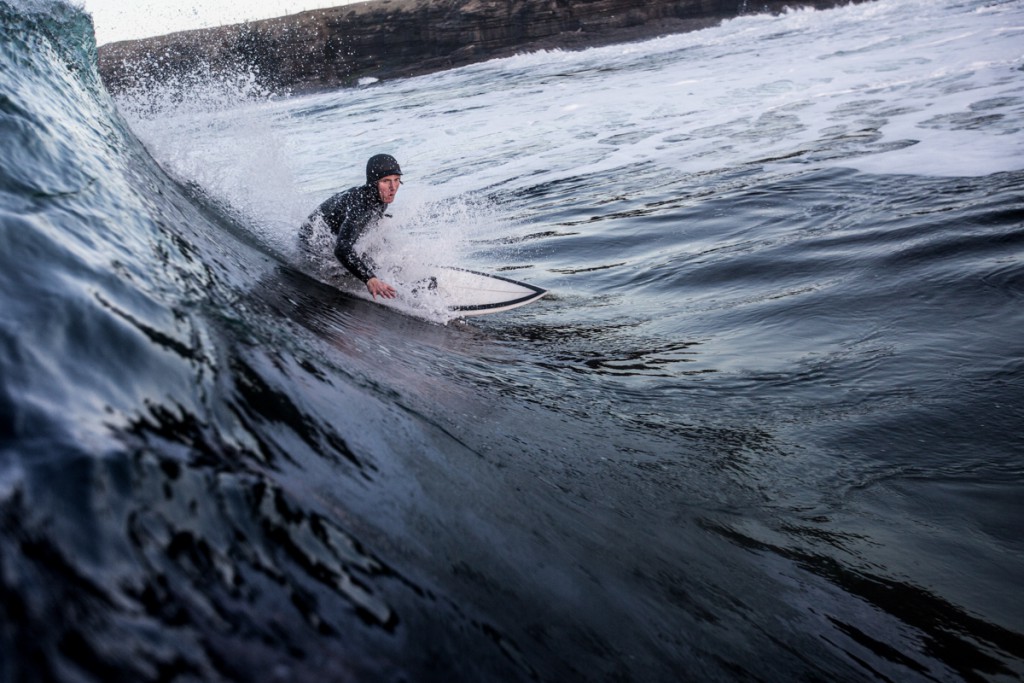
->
77;0;360;45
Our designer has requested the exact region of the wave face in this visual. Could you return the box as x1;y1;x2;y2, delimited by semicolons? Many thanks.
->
3;0;1024;681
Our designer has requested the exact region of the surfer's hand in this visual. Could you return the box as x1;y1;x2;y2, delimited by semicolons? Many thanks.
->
367;277;396;300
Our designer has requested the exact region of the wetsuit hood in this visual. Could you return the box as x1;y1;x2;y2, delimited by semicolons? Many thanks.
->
366;154;402;185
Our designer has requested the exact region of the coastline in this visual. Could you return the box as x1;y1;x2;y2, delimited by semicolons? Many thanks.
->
97;0;870;95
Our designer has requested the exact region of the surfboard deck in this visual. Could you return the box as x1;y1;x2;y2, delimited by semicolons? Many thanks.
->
427;267;547;316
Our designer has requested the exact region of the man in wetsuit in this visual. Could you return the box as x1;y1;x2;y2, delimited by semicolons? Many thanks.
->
302;153;403;300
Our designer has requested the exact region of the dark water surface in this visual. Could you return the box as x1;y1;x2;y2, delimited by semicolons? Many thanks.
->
2;0;1023;681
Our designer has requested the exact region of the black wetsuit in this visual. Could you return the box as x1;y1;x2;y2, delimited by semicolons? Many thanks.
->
303;183;387;283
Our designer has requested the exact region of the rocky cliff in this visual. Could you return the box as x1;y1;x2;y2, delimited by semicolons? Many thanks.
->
98;0;865;94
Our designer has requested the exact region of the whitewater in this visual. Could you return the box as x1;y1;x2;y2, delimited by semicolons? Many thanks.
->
1;0;1022;681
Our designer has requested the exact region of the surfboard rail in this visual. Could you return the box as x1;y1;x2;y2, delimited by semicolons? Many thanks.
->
436;267;547;316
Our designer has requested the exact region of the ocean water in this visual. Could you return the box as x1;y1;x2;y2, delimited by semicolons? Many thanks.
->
2;0;1023;680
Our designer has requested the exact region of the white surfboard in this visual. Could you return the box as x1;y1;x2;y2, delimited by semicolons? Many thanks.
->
428;267;547;316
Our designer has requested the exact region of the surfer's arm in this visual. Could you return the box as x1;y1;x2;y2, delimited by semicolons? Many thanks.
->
334;239;395;299
333;232;377;283
332;199;380;281
333;207;397;299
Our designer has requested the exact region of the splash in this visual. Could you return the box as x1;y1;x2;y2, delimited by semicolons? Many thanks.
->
111;59;304;255
298;189;516;324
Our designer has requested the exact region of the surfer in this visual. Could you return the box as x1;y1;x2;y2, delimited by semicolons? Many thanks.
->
301;153;403;300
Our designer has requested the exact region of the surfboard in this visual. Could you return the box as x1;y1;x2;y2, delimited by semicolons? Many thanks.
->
427;267;547;316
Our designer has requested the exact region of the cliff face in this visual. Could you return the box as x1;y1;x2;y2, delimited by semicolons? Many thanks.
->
98;0;862;94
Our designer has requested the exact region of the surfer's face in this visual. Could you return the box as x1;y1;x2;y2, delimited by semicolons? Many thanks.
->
377;175;401;204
